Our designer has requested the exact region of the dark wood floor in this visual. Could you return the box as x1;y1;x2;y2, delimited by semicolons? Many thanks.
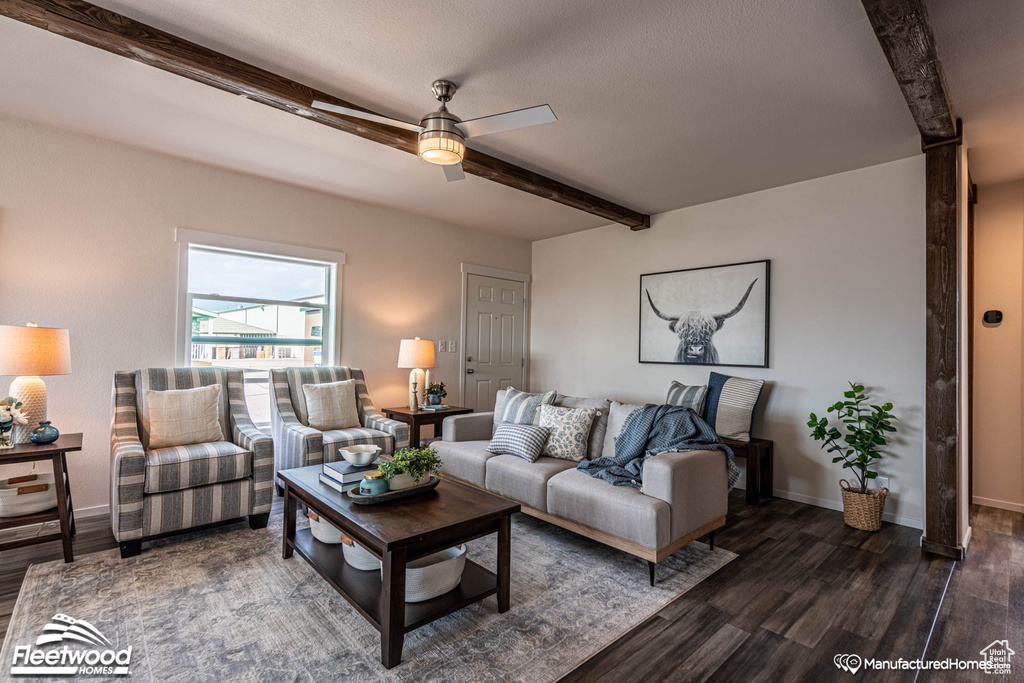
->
0;492;1018;682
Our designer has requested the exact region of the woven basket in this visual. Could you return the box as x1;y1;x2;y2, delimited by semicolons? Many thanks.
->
0;473;57;518
341;536;381;571
307;510;343;544
384;545;467;602
840;479;888;531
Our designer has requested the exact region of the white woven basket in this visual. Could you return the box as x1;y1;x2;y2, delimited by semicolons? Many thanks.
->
307;511;343;544
342;541;381;571
0;473;57;518
389;545;467;602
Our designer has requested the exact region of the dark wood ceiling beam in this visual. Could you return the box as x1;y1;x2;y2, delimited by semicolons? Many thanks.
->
861;0;958;146
0;0;650;229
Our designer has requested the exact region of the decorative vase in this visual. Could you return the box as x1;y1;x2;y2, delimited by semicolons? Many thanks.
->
30;421;59;445
0;431;11;450
388;473;419;490
359;472;389;496
839;479;889;531
428;394;442;405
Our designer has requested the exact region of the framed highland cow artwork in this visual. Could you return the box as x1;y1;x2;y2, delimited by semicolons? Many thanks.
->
639;260;769;367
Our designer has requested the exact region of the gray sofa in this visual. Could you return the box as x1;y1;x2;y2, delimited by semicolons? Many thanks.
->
435;390;729;585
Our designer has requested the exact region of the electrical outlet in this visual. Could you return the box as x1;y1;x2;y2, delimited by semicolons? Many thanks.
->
876;477;890;490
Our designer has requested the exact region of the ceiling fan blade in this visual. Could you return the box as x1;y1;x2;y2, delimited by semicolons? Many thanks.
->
455;104;557;138
311;100;423;133
443;163;466;182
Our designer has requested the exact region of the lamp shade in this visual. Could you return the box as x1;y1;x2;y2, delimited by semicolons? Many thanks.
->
0;325;72;376
397;338;435;369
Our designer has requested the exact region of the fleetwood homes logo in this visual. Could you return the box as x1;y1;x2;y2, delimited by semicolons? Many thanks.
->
11;614;132;676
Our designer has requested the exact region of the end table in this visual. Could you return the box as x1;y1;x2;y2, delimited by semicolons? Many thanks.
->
0;433;81;563
381;406;473;447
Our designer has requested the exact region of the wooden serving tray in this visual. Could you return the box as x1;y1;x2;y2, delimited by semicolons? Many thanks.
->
347;475;441;505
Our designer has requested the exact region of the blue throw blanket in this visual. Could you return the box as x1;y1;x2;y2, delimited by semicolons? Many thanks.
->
578;404;740;490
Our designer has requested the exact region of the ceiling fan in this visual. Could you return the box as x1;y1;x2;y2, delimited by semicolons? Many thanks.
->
311;80;557;182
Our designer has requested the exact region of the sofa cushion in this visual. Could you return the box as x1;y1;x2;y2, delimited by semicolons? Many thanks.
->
486;423;551;462
145;441;250;494
539;405;598;462
485;455;577;511
435;440;497;488
143;384;225;449
547;469;670;550
665;381;709;415
600;401;644;461
497;388;557;425
705;372;765;442
303;379;360;431
322;427;394;461
554;395;612;460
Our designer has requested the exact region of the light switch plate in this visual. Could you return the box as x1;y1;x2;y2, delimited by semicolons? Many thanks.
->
450;340;457;353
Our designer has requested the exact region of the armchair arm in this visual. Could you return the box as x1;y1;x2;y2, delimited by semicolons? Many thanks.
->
270;396;324;470
363;408;410;451
642;450;728;542
442;412;494;442
233;419;274;514
110;373;146;542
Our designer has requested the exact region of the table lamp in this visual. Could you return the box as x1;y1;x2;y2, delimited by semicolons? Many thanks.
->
397;338;435;411
0;324;72;444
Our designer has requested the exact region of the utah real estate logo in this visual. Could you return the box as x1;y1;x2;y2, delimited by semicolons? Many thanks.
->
11;614;132;676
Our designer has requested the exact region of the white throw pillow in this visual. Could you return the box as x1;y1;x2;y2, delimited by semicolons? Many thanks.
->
303;379;360;431
145;384;224;449
601;401;644;460
538;404;598;462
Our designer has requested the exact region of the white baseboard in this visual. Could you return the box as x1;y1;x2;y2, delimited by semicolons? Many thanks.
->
75;504;109;519
771;487;924;530
971;496;1024;513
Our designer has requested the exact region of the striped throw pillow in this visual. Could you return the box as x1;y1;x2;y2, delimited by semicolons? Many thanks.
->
486;423;551;462
704;372;765;442
498;388;557;425
665;381;709;415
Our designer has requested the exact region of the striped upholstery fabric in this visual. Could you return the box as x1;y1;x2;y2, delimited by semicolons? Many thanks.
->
109;368;273;543
144;441;251;494
665;381;709;415
486;423;551;462
497;388;557;425
704;372;765;442
270;367;408;475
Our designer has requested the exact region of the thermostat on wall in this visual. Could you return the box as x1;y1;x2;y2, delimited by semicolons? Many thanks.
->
984;310;1002;324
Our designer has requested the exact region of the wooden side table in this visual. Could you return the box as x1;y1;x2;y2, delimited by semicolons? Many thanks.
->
0;433;81;563
381;406;473;448
723;437;774;505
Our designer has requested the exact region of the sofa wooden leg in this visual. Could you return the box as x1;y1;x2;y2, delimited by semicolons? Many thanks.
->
119;540;142;559
708;531;715;551
648;560;656;586
249;512;270;529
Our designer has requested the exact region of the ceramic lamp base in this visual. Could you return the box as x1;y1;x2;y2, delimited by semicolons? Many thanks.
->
9;376;46;445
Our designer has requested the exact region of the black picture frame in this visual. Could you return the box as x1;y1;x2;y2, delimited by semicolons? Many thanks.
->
638;259;770;368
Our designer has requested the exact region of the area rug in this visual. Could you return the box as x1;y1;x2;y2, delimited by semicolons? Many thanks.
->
0;513;734;682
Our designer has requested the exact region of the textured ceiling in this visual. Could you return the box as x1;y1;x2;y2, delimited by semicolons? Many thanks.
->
928;0;1024;186
0;0;921;240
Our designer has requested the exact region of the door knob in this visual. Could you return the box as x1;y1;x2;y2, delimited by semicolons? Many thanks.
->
467;356;473;362
467;369;475;374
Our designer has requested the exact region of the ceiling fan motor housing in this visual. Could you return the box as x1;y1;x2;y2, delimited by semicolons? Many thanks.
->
417;105;465;165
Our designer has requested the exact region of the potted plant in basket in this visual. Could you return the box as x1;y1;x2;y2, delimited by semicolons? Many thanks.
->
0;397;28;449
807;382;897;531
378;447;443;490
425;381;447;406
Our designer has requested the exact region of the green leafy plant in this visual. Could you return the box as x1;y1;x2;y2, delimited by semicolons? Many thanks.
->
378;447;443;483
425;381;447;399
807;382;897;494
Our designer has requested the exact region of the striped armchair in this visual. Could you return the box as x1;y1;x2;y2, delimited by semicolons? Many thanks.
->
110;368;274;558
270;366;409;489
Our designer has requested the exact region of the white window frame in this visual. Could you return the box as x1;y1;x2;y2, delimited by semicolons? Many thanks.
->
174;228;345;367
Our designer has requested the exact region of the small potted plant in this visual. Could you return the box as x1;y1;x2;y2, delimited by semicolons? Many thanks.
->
0;397;28;449
808;382;897;532
378;447;443;490
425;381;447;406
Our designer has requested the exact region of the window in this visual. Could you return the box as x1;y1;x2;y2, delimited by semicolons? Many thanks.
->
175;230;345;427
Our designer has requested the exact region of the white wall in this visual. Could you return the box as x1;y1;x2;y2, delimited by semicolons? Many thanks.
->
972;181;1024;512
0;116;531;514
531;156;926;528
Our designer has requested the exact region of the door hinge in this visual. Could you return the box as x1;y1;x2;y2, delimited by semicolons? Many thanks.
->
521;357;525;367
523;297;527;308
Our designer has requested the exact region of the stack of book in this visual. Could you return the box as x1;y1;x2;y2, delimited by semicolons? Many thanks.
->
419;404;450;411
319;458;382;494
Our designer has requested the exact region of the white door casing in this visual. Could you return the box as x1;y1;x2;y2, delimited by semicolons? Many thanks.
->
460;265;530;412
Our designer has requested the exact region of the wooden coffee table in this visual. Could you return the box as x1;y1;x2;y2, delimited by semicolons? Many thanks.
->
278;466;520;668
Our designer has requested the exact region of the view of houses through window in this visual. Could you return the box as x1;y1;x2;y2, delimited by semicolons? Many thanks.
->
186;246;331;426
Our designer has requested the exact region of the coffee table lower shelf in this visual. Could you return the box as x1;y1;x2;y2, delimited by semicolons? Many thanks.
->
289;528;499;633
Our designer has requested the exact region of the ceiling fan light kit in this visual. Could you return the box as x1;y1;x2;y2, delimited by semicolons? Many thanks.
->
312;79;557;182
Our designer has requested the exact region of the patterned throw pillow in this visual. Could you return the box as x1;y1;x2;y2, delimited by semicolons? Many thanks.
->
704;372;765;442
498;388;557;425
665;381;709;415
302;379;360;431
486;423;551;463
144;384;224;449
538;404;598;461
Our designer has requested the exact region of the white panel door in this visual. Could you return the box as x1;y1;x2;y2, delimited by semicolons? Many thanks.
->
464;274;526;411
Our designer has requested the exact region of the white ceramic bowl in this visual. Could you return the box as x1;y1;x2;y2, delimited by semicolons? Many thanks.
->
339;445;382;467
